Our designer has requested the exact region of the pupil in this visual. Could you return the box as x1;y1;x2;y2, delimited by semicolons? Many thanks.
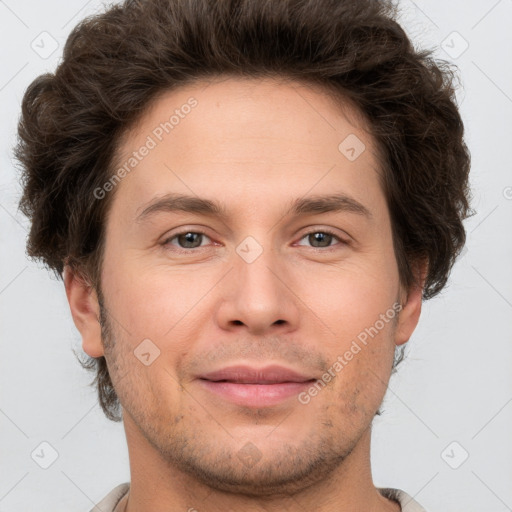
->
177;232;332;249
310;232;331;247
180;232;201;248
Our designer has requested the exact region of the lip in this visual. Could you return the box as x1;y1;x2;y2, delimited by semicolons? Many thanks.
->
198;364;314;384
197;365;316;407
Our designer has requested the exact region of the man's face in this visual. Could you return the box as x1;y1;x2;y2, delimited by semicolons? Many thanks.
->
73;77;422;494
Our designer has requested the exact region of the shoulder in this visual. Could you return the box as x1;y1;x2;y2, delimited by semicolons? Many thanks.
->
89;482;130;512
378;487;428;512
88;483;425;512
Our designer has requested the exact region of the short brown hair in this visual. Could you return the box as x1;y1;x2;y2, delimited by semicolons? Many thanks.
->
15;0;473;421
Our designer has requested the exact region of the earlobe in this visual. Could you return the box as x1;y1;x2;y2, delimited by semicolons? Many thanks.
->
395;259;428;346
63;265;104;358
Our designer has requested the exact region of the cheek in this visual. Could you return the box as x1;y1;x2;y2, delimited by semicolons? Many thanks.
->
101;257;218;352
301;257;399;340
100;219;172;340
299;257;399;400
314;316;397;425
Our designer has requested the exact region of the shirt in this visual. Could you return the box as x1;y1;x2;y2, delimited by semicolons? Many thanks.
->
90;482;427;511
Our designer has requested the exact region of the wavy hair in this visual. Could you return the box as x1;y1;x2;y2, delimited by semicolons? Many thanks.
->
15;0;473;421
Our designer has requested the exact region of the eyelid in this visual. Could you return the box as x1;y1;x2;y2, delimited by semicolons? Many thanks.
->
294;227;351;248
161;226;351;254
161;228;214;250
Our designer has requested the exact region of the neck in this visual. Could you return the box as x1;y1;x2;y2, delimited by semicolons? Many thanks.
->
119;413;400;512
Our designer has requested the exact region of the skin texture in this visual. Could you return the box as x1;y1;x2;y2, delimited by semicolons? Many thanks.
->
64;77;424;511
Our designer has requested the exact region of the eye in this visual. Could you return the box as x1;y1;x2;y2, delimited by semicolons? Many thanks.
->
161;228;348;253
295;229;347;249
163;231;212;250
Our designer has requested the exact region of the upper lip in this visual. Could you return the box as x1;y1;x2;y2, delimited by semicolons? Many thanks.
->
198;365;316;384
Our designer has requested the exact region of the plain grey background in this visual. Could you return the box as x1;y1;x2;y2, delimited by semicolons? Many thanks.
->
1;1;511;511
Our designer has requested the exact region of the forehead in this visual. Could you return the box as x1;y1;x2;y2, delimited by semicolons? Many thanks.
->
108;76;386;223
117;75;378;166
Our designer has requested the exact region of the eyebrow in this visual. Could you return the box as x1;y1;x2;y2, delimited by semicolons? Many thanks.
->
135;192;372;223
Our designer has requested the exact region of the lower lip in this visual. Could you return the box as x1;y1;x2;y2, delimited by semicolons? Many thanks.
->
198;379;314;407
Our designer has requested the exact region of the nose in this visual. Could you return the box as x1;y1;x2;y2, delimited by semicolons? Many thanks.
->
215;239;301;336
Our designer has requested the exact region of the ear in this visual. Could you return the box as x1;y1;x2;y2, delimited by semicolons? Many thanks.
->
63;265;104;358
395;258;428;346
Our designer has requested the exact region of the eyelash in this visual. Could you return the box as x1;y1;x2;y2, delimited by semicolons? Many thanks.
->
161;228;349;254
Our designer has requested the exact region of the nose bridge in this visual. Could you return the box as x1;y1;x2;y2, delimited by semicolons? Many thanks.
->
215;233;300;334
237;237;280;297
235;233;283;309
